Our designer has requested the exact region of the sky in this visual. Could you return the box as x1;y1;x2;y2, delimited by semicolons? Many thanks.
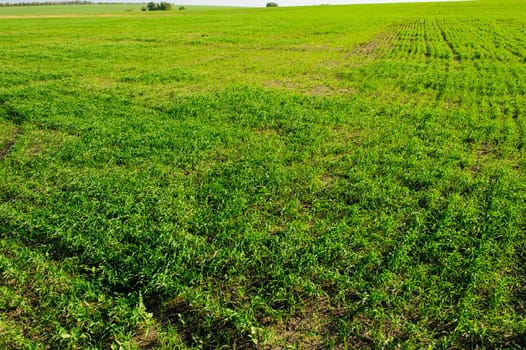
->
1;0;465;7
172;0;463;7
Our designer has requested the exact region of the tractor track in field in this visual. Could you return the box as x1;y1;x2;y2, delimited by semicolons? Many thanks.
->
512;105;524;151
0;128;20;160
0;98;22;160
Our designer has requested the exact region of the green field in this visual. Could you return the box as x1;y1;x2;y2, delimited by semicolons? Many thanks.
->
1;1;525;348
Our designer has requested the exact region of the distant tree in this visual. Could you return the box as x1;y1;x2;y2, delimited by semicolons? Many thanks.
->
266;2;278;7
159;1;172;10
145;1;172;11
146;1;158;10
179;5;185;10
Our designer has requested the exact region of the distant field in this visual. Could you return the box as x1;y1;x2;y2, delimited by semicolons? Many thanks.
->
0;4;144;15
0;4;237;16
0;0;525;348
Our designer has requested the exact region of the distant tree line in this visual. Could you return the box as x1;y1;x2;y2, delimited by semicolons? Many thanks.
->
142;1;172;11
0;0;91;6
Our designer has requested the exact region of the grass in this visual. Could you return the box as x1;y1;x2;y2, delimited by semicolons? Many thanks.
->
0;0;525;348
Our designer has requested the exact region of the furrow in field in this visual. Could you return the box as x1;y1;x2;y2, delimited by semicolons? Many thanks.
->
385;19;452;62
424;19;452;60
436;19;461;63
482;23;526;62
423;19;432;61
350;22;400;59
